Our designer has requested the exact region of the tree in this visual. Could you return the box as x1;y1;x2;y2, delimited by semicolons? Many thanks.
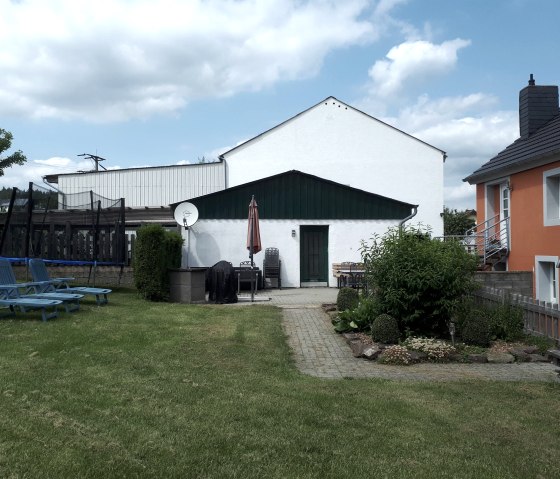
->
443;207;475;236
360;225;479;336
0;129;27;177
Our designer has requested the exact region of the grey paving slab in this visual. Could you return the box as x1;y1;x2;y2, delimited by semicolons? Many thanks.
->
274;288;560;382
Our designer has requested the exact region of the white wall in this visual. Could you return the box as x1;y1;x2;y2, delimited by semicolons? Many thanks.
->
58;162;226;208
224;98;444;235
183;218;400;287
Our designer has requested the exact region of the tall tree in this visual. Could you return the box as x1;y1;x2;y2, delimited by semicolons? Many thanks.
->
443;207;476;236
0;129;27;177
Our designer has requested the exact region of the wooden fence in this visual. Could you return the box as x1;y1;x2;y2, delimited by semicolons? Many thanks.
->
473;286;560;344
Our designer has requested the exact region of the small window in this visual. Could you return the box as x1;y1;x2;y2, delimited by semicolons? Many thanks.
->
543;167;560;226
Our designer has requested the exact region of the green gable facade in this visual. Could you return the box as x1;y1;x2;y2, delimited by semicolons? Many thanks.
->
173;170;414;220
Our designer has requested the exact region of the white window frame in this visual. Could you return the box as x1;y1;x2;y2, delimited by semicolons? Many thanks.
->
543;166;560;226
535;255;559;303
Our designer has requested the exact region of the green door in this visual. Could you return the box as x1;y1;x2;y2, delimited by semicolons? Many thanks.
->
300;226;329;284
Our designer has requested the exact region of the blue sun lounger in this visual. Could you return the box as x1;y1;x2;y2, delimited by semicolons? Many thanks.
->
0;259;84;313
28;259;112;305
0;295;62;322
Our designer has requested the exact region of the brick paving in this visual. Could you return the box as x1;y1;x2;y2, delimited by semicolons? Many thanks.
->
269;288;560;382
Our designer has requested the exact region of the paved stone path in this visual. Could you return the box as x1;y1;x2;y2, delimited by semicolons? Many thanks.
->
267;288;560;382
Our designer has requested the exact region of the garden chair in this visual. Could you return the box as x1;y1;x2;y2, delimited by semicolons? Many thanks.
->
263;248;281;289
0;258;83;313
28;259;112;305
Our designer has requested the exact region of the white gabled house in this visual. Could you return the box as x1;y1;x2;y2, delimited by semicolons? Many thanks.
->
222;96;446;236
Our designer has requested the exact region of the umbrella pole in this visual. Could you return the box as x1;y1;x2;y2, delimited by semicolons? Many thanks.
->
250;217;254;302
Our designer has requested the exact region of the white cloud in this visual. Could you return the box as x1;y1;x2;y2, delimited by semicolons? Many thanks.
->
356;32;516;211
0;156;94;190
367;38;471;98
387;94;518;210
0;0;384;122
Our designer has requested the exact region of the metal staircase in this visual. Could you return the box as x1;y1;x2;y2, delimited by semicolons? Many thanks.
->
442;214;510;270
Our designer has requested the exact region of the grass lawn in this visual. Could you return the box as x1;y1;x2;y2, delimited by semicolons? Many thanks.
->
1;290;559;478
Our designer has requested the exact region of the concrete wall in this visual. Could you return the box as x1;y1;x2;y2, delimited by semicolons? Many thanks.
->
183;218;399;288
224;98;444;235
474;271;533;297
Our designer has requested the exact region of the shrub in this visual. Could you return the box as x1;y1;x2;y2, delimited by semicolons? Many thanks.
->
134;224;184;301
360;225;479;336
378;345;413;365
337;287;359;312
488;303;524;341
371;313;400;344
332;297;381;333
461;314;491;347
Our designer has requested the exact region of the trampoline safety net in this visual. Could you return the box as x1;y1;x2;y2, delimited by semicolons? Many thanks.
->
0;182;126;265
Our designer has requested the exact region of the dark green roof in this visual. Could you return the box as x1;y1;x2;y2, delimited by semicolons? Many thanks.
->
171;170;415;220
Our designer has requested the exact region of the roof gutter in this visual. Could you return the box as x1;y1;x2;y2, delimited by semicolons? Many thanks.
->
398;205;418;230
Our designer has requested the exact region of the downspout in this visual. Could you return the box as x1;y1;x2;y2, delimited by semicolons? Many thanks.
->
398;205;418;231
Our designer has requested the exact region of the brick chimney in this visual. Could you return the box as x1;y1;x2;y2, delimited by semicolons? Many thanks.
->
519;74;559;138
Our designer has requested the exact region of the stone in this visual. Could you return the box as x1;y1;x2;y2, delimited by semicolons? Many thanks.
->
449;353;465;362
342;332;361;343
322;303;337;312
362;345;382;360
467;353;488;363
349;340;366;358
487;352;515;364
528;353;549;363
523;346;539;354
408;351;428;362
510;349;530;362
547;349;560;366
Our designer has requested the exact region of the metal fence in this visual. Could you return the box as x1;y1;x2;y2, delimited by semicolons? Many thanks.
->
473;286;560;344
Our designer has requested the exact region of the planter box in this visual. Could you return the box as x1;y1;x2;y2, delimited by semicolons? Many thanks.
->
169;268;207;304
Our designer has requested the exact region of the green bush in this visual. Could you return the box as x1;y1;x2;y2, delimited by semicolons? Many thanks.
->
360;225;479;336
134;224;184;301
461;314;491;347
337;287;359;312
371;313;400;344
332;297;380;333
488;303;524;341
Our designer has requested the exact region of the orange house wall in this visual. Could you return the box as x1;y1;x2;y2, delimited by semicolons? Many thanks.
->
508;160;560;272
475;184;485;224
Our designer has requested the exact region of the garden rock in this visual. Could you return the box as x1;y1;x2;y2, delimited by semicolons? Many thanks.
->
468;354;488;363
528;353;549;363
510;349;530;362
523;346;539;354
342;332;361;344
487;352;515;364
362;345;382;360
408;351;428;362
350;340;366;358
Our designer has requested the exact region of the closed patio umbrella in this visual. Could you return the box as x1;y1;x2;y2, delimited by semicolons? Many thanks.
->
246;195;262;301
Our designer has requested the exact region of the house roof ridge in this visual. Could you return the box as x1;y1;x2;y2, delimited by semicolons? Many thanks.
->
219;96;445;159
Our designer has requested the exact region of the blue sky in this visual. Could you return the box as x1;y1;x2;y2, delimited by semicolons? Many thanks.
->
2;0;560;209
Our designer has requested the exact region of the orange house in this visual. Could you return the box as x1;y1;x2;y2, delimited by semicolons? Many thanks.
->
464;75;560;303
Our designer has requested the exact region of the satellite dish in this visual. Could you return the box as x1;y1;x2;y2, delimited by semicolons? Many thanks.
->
174;202;199;229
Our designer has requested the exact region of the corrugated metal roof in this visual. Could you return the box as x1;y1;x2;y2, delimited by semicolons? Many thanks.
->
464;114;560;184
172;170;415;220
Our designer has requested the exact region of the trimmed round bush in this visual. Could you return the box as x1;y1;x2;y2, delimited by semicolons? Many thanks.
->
371;313;400;344
337;287;359;312
461;315;491;347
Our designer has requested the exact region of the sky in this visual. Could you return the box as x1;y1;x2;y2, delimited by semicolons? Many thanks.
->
1;0;560;210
